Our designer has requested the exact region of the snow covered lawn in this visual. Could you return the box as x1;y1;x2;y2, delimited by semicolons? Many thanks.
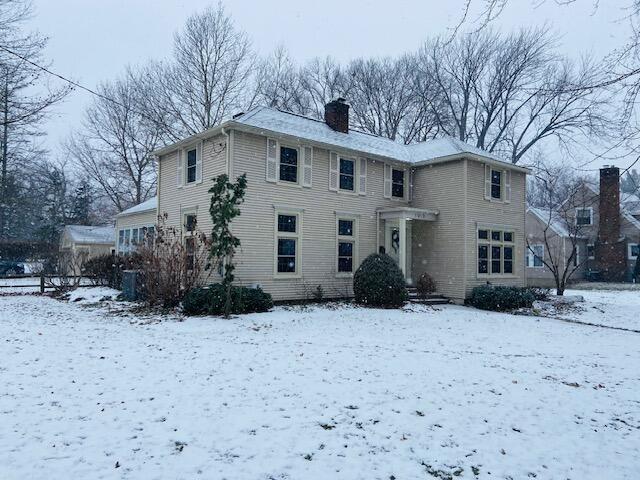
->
1;291;638;479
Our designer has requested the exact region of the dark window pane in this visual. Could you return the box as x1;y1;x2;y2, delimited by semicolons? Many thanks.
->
503;232;513;242
279;147;298;182
338;242;353;256
187;165;196;183
392;183;404;198
478;229;489;240
491;170;501;185
392;169;404;183
278;238;296;256
339;174;354;191
185;237;195;270
186;149;197;183
491;246;502;260
587;245;595;258
338;257;353;272
338;220;353;236
491;231;501;241
185;214;197;232
491;260;501;274
478;259;488;274
340;158;354;175
504;261;513;274
478;245;488;259
392;169;404;198
277;256;296;273
504;247;513;261
278;214;296;233
632;245;639;257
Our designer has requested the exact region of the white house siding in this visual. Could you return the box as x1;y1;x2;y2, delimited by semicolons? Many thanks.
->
410;162;467;300
115;210;157;254
229;130;410;301
464;160;527;296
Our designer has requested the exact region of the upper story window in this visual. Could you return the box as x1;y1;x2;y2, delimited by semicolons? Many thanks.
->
629;243;639;260
186;148;198;184
279;146;298;183
392;169;405;198
339;158;355;191
491;170;502;199
478;228;515;275
575;208;593;226
526;244;544;268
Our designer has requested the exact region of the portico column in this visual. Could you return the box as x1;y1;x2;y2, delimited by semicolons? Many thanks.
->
399;217;407;277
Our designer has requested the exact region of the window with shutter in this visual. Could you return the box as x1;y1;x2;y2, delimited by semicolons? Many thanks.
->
484;164;491;200
176;151;183;187
358;158;367;195
383;164;392;198
329;152;339;191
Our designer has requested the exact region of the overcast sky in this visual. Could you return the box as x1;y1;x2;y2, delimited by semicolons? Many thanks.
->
29;0;633;170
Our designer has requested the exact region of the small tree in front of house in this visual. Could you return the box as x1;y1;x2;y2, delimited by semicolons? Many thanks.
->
209;173;248;318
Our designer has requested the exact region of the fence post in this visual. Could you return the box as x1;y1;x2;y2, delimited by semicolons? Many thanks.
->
40;274;45;294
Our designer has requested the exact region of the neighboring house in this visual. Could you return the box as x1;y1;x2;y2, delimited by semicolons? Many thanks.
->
115;197;157;255
526;166;640;286
152;99;529;302
59;225;115;274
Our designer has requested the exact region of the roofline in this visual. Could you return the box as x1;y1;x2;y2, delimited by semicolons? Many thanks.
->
526;207;569;238
151;120;529;173
116;206;157;218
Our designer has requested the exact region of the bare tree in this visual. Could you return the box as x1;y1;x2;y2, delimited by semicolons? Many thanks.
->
251;47;307;114
138;3;253;141
527;166;596;294
413;28;611;164
0;0;72;238
67;72;159;213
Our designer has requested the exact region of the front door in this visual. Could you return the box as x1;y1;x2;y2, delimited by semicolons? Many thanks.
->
384;220;412;284
385;221;401;264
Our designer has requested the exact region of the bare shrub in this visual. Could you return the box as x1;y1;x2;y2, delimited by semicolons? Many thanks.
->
416;272;437;297
135;215;212;308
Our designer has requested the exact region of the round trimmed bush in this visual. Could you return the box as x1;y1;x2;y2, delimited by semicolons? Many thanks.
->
353;253;407;308
416;272;437;297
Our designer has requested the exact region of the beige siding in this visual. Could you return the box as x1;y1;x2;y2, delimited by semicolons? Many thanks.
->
116;210;157;231
410;162;467;299
464;160;526;296
230;130;409;300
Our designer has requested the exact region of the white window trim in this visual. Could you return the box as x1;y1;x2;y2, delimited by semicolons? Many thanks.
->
181;208;199;236
274;208;303;279
278;143;302;186
117;224;156;255
391;167;407;201
575;207;593;226
477;226;517;278
337;156;358;194
628;243;639;260
182;142;203;187
335;215;358;278
526;244;545;268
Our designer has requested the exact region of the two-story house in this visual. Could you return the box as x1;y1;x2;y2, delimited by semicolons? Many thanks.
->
151;99;529;302
526;166;640;286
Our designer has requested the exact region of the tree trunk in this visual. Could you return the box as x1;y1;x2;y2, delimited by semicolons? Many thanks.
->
0;78;8;240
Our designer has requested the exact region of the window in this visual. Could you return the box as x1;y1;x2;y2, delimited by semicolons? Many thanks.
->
186;148;197;184
526;245;544;268
185;237;196;271
587;244;595;259
118;229;125;252
339;158;355;191
131;228;140;246
337;218;356;274
575;208;593;226
478;227;515;275
629;243;639;260
392;169;405;198
184;213;197;232
279;146;298;183
117;225;156;254
573;245;580;267
275;212;301;275
491;169;502;199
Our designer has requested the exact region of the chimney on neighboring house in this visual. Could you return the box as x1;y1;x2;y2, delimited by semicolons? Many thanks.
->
596;165;627;281
324;98;349;133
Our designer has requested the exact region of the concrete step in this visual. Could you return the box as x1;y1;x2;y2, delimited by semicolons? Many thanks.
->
410;297;451;306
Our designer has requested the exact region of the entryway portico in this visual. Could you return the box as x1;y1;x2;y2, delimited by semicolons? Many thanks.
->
376;207;439;284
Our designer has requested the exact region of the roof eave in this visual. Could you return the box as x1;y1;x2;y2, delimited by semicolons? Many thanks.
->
413;153;530;173
151;122;230;157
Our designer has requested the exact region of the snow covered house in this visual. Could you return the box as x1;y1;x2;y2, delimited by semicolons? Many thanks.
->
526;166;640;287
152;99;529;302
115;196;157;255
59;225;115;274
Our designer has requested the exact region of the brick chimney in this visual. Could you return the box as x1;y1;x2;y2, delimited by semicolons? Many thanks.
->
595;166;627;281
324;98;349;133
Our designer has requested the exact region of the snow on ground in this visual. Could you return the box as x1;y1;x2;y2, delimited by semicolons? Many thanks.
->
0;276;42;294
558;289;640;331
0;290;638;479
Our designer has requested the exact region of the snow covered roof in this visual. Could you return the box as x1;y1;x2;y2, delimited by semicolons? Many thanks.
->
527;207;571;238
64;225;115;245
117;197;157;217
153;106;528;172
